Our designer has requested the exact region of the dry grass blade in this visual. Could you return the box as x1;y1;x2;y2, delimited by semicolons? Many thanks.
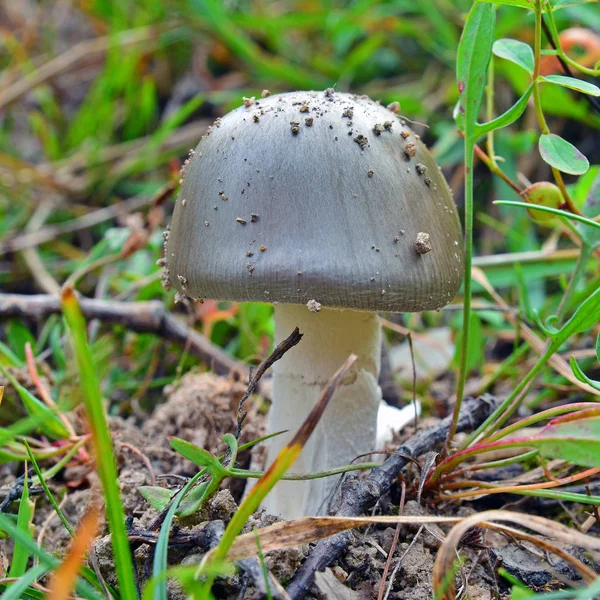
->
46;504;100;600
223;515;461;562
0;26;166;111
432;509;600;600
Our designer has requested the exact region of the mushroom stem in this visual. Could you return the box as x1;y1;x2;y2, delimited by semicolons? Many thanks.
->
264;304;382;518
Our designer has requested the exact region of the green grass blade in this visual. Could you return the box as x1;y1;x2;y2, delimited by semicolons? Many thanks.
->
61;287;137;600
0;514;103;600
1;564;48;600
7;466;34;578
24;440;75;538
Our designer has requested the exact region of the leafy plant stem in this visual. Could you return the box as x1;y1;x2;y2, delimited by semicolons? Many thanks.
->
532;1;581;216
458;344;554;451
545;7;600;77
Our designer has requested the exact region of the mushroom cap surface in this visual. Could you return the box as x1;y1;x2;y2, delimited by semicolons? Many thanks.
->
166;90;463;312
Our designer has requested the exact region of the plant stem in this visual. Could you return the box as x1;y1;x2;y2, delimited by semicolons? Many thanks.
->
446;142;474;449
545;7;600;77
532;1;582;216
485;55;496;168
460;343;554;448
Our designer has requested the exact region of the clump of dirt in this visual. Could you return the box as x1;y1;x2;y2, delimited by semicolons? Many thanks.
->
142;371;265;474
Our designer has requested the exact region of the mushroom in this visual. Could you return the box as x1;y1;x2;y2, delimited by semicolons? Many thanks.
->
165;90;464;518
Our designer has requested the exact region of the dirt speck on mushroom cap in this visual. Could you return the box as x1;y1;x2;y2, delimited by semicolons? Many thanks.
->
166;90;464;313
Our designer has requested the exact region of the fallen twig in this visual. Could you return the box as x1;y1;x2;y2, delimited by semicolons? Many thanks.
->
285;394;499;599
0;293;242;377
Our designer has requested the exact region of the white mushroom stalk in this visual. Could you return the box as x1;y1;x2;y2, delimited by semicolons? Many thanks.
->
264;304;382;518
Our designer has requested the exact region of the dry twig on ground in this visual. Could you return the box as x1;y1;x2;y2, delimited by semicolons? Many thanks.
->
286;394;500;599
0;293;242;376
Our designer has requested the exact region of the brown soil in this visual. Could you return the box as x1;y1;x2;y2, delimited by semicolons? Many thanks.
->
2;370;598;598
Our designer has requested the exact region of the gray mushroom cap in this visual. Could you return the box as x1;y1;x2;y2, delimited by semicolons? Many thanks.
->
166;90;464;312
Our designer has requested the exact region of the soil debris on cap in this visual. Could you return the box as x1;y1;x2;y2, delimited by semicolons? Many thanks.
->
324;88;335;97
250;214;259;222
259;245;266;252
415;232;432;255
307;299;322;313
383;121;393;131
174;291;187;303
261;89;271;97
401;131;411;139
253;114;260;122
299;104;309;112
387;101;400;113
342;108;354;119
368;169;374;178
305;117;314;126
354;134;368;149
290;121;300;134
242;96;255;107
219;191;228;200
236;217;247;225
404;141;417;158
373;123;384;136
416;163;427;175
247;263;255;274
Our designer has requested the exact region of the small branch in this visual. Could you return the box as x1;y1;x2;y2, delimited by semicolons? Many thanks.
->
0;293;242;377
285;394;499;599
235;327;303;441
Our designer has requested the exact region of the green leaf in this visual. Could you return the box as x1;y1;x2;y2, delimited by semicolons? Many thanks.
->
570;357;600;392
475;84;533;137
533;412;600;468
540;74;600;96
539;133;589;175
169;438;228;477
177;482;210;517
493;38;534;74
221;433;238;469
139;486;176;511
559;285;600;342
455;1;496;138
0;365;70;440
596;328;600;362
